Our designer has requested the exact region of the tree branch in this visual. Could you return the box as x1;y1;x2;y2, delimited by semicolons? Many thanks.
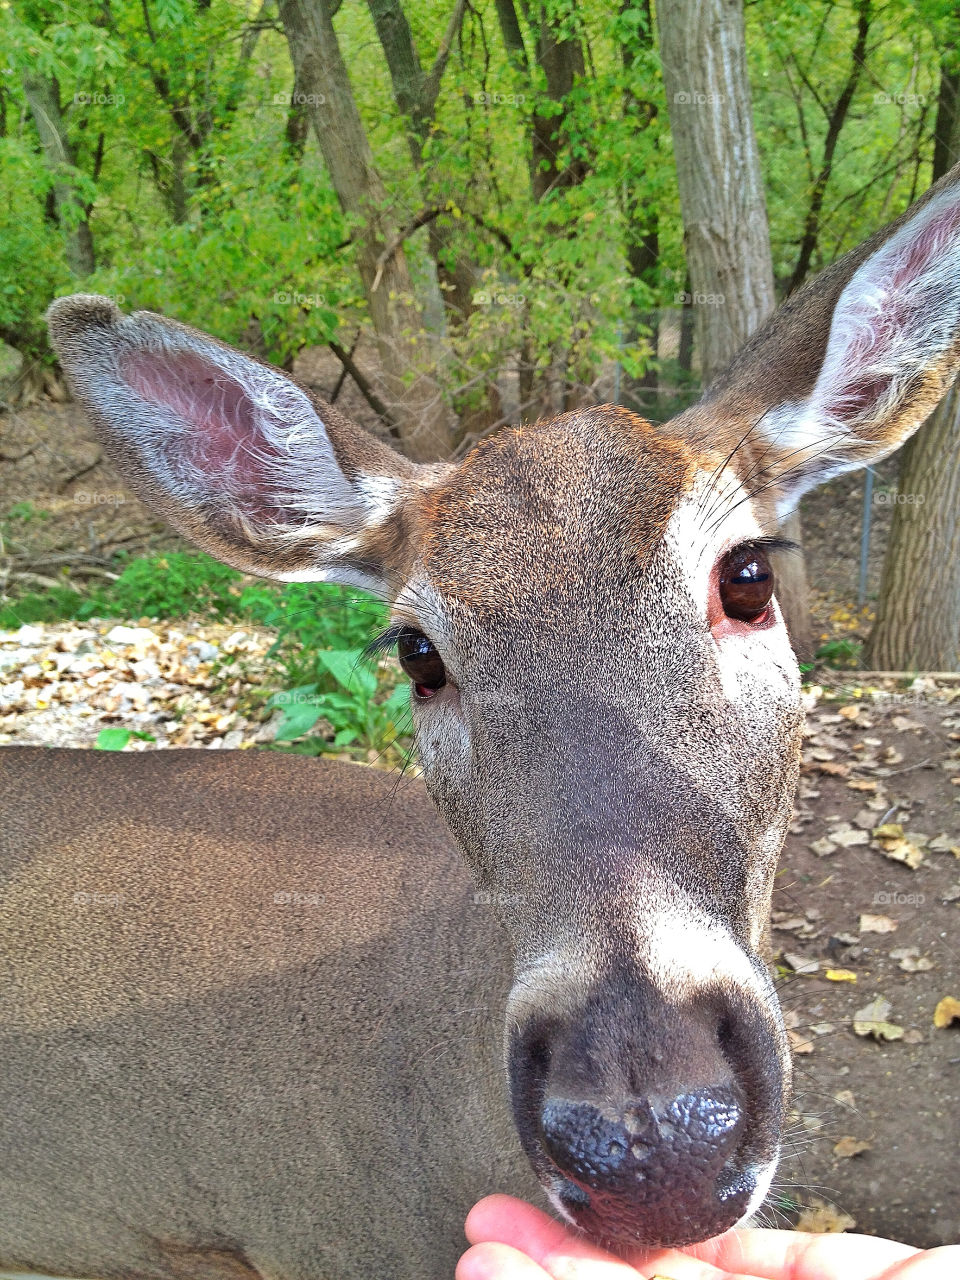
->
327;341;400;436
370;206;443;291
423;0;468;121
787;0;871;294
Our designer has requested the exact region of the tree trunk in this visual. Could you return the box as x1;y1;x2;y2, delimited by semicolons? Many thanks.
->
523;5;589;416
865;52;960;671
22;74;96;276
678;274;695;376
785;0;870;295
368;0;476;330
530;10;587;202
658;0;811;659
864;383;960;670
278;0;452;461
366;0;428;160
494;0;528;69
933;55;960;183
619;0;660;420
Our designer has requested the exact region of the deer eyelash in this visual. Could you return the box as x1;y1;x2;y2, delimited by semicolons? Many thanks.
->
363;623;407;660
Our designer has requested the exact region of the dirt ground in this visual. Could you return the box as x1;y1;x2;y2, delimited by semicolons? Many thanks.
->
2;391;959;1250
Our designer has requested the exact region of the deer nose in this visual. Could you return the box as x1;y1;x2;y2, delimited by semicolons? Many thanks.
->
539;1088;750;1244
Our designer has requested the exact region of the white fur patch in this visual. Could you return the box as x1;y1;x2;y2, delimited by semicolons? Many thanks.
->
662;468;766;598
740;1151;781;1224
638;905;767;1001
662;471;799;703
355;473;400;524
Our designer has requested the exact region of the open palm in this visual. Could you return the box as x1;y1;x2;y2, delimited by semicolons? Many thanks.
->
457;1195;959;1280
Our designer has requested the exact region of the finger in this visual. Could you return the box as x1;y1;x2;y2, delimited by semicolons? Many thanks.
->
877;1245;960;1280
465;1195;752;1280
465;1196;651;1275
457;1241;555;1280
687;1227;919;1280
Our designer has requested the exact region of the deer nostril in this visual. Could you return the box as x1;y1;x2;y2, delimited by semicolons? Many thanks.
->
717;1015;739;1069
528;1037;552;1075
557;1180;591;1212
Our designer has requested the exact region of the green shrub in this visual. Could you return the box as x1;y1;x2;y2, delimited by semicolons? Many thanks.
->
0;550;409;761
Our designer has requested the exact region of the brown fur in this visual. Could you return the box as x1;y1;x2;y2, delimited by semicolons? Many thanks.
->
0;749;531;1280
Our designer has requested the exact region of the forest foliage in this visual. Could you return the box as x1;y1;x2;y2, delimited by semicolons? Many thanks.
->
1;0;954;436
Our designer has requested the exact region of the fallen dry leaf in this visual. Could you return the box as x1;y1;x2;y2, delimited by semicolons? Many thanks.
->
927;833;960;857
816;761;851;778
787;1028;815;1055
875;835;925;869
794;1198;857;1234
830;826;869;847
873;822;904;840
891;716;923;731
933;996;960;1029
783;953;820;975
848;778;878;792
853;995;904;1042
859;913;898;934
833;1136;871;1158
825;968;858;982
889;947;934;973
773;915;809;933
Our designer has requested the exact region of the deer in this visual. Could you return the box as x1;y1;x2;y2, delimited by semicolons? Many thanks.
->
2;163;960;1280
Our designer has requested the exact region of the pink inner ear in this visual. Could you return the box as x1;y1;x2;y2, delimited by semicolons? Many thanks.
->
123;349;281;516
824;194;960;423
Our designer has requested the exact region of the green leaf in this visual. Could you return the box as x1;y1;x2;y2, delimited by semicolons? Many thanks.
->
383;683;410;720
95;728;155;751
315;650;377;698
266;684;317;708
273;702;323;741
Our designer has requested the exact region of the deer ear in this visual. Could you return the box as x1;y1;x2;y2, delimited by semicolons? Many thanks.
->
47;295;430;595
698;169;960;517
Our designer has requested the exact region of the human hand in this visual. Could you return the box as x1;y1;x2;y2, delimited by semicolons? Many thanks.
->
457;1194;960;1280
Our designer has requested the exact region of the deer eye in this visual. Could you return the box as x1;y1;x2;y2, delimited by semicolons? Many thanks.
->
397;627;447;698
719;545;775;623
